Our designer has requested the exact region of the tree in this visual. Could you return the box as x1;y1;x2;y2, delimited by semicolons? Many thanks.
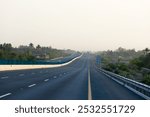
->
29;43;34;48
116;47;126;52
142;74;150;85
143;48;149;55
0;44;3;49
3;43;12;51
36;44;41;49
0;42;73;62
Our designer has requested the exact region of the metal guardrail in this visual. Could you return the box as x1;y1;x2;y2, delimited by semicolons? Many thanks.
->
98;68;150;100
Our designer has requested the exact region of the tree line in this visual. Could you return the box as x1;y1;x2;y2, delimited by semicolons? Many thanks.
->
0;43;74;61
99;47;150;85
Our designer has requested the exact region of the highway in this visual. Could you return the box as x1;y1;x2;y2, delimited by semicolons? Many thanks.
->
0;54;144;100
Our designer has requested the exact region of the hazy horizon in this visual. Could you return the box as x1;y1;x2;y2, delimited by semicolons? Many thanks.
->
0;0;150;51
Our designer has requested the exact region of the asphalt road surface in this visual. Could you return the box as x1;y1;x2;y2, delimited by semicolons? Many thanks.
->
0;54;144;100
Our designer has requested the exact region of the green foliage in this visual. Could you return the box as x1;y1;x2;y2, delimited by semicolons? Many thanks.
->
0;43;74;61
130;53;150;69
129;58;143;70
100;47;150;85
99;47;143;64
104;62;130;77
142;74;150;85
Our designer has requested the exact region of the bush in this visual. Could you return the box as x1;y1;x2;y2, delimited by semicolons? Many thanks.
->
142;74;150;85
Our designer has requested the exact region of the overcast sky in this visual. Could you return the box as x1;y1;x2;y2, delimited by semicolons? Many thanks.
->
0;0;150;51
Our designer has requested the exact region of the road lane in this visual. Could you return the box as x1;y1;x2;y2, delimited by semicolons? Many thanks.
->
0;54;88;100
0;54;145;100
90;56;144;100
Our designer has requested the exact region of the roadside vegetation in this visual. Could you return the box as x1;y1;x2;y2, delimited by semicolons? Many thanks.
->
98;47;150;85
0;43;74;61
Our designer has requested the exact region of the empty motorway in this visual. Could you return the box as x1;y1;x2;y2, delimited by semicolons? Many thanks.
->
0;54;144;100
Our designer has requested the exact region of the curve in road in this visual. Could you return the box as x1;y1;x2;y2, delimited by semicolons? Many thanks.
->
0;53;144;100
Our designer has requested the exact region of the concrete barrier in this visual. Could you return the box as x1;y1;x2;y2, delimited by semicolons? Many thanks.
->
0;54;82;71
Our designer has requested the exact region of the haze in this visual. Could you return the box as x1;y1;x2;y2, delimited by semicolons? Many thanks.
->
0;0;150;51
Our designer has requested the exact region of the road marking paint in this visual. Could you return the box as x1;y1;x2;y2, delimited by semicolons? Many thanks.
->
1;76;9;79
28;84;36;88
44;79;49;82
19;74;24;76
53;76;57;78
88;65;92;100
0;93;12;99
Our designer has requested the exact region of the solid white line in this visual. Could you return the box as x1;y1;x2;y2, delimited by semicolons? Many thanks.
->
28;84;36;88
44;79;49;82
88;65;92;100
1;76;9;79
0;93;12;99
19;74;24;76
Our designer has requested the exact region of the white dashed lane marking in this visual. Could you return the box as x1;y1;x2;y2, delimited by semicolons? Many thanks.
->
28;84;36;88
0;93;12;99
44;79;49;82
19;74;24;76
1;76;9;79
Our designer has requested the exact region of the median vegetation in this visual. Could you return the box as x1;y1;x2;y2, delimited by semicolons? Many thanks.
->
98;47;150;85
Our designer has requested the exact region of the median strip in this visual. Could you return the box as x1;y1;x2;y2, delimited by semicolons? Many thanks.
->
0;54;83;71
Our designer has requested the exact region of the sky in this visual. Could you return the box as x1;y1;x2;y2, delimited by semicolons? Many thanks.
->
0;0;150;51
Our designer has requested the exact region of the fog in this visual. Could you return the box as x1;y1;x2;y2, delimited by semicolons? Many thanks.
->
0;0;150;51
